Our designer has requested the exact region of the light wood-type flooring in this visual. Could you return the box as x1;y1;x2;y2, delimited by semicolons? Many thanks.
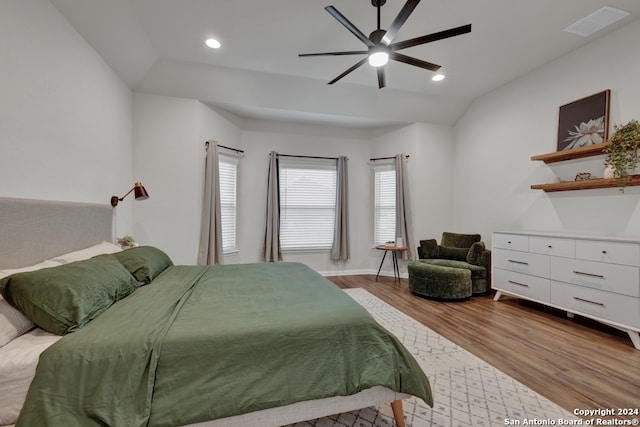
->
328;274;640;421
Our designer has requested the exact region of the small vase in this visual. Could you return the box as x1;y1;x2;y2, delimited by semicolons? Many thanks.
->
604;165;615;179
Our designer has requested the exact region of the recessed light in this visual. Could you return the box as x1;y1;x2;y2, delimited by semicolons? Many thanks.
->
205;38;221;49
432;74;445;82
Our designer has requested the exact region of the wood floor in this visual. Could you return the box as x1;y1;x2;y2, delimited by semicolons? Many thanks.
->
328;274;640;421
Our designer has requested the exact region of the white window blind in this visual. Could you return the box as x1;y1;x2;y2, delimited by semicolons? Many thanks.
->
279;158;337;250
374;163;396;246
219;154;238;253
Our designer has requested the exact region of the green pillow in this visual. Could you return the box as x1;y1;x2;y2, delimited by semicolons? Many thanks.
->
112;246;173;284
466;242;486;265
438;246;470;262
419;239;438;258
0;254;138;335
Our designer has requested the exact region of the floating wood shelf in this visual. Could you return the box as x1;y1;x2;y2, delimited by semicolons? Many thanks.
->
531;175;640;192
530;142;611;164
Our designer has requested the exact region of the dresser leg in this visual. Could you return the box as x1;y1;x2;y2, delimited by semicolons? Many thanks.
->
626;330;640;350
493;291;502;301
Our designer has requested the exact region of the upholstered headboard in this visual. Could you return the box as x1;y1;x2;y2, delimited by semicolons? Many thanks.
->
0;197;113;269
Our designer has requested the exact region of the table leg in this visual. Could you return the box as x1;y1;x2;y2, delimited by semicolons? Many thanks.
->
392;251;399;282
376;250;388;281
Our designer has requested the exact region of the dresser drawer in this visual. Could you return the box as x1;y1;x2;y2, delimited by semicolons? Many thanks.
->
529;236;575;258
575;239;640;266
493;233;528;252
551;281;640;329
494;268;550;303
493;248;549;278
550;257;640;297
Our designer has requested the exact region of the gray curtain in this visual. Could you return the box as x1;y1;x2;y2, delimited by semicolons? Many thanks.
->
261;151;282;262
395;154;415;260
330;156;350;261
197;141;224;265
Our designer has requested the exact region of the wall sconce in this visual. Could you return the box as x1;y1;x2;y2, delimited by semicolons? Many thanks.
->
110;182;149;207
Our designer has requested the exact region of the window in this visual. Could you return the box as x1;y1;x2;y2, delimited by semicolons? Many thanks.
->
374;163;396;246
279;159;337;250
219;154;238;253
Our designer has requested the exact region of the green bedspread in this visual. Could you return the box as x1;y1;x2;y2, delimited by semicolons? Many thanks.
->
18;262;432;427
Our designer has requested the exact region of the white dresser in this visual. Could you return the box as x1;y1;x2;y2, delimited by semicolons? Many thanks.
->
492;231;640;350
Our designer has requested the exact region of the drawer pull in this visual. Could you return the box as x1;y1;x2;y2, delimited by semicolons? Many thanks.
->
572;271;605;279
602;250;607;254
573;297;605;307
508;259;529;265
508;280;529;288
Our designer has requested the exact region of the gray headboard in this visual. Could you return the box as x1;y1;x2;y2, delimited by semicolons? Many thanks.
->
0;197;113;269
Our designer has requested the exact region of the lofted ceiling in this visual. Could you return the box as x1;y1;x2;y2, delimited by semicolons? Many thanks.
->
50;0;639;128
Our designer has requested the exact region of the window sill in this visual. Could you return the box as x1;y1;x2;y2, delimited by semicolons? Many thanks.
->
282;247;331;254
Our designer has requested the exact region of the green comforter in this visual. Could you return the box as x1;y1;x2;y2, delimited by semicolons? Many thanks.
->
18;262;432;427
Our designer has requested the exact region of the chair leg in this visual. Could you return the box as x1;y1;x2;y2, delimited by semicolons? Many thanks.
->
391;400;405;427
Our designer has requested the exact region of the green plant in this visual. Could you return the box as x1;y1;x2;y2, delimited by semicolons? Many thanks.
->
117;235;136;247
603;119;640;190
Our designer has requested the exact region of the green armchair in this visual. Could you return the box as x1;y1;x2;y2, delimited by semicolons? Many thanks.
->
415;232;491;295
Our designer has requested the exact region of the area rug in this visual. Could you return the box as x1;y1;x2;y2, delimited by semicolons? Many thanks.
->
286;288;576;427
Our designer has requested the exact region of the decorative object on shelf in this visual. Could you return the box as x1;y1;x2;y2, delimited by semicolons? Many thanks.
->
557;90;610;151
574;172;592;181
603;119;640;191
117;235;138;249
603;165;615;179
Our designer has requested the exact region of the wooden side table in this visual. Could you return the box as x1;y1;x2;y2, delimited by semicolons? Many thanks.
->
375;245;407;283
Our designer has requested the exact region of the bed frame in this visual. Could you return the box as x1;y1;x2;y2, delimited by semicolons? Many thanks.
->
0;197;408;427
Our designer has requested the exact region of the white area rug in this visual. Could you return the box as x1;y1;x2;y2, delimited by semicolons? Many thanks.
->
287;288;576;427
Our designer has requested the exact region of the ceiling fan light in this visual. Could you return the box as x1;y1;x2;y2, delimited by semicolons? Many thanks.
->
368;51;389;67
432;74;445;82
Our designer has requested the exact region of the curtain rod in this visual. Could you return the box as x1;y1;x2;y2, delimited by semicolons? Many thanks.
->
370;155;410;161
277;154;341;160
205;141;245;154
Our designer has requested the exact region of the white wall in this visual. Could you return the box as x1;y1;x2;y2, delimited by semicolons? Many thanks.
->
0;0;133;233
454;19;640;244
131;91;458;273
236;121;374;274
132;93;241;265
370;123;455;274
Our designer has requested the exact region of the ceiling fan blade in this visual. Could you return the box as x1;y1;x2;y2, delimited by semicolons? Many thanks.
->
325;6;375;47
390;52;440;71
377;67;386;89
299;50;368;57
391;24;471;51
381;0;421;45
328;58;368;85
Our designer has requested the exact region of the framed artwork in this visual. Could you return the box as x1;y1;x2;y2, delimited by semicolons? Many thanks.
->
557;90;610;151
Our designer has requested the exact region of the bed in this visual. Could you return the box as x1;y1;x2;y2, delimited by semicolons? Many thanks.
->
0;197;432;427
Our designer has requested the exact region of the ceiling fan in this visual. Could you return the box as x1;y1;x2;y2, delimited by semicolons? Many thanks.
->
299;0;471;89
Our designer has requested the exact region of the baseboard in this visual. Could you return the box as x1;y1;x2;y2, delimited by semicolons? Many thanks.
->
319;269;408;279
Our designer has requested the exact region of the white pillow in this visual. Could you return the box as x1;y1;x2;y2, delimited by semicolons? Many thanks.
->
0;260;62;347
50;240;122;264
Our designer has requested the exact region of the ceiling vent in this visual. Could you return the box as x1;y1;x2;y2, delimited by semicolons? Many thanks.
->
564;5;630;37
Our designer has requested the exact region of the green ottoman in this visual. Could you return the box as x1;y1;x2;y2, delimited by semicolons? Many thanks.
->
408;261;472;300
